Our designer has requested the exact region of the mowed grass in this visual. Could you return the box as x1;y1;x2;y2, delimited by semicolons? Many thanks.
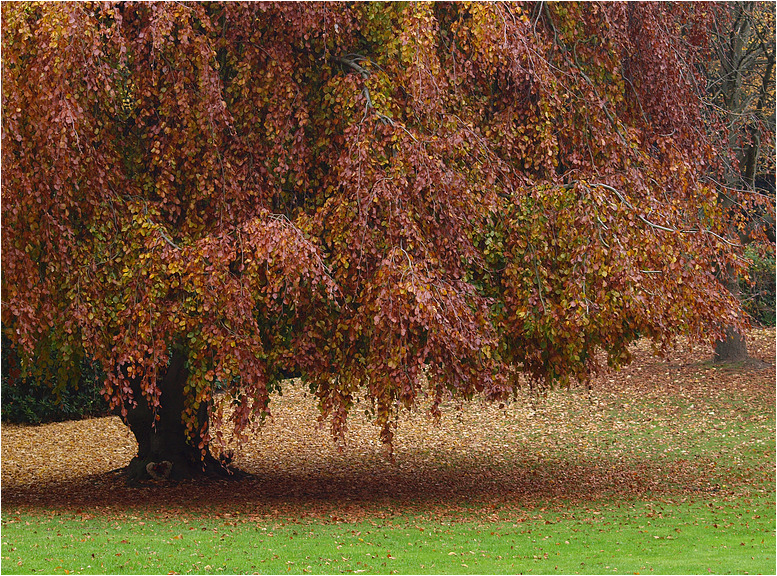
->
2;330;775;574
2;495;775;574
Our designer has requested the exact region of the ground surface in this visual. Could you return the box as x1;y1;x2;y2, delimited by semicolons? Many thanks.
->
1;329;775;522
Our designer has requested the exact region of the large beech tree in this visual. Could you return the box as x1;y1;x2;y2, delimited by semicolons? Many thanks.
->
2;2;752;479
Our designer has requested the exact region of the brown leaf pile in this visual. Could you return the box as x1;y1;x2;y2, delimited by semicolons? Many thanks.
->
2;329;774;522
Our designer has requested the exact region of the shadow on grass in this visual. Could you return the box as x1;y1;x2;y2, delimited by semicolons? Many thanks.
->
1;451;723;518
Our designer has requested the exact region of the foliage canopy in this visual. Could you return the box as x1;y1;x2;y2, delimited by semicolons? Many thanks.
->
1;2;755;452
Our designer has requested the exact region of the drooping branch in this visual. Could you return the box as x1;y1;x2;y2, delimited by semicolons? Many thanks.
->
156;228;181;251
332;54;418;142
333;55;382;120
598;182;740;247
332;55;371;80
565;181;742;247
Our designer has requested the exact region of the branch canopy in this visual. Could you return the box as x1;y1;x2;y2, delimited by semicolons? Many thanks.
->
1;2;749;449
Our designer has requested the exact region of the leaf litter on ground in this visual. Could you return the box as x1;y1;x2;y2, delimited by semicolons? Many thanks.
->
1;328;774;525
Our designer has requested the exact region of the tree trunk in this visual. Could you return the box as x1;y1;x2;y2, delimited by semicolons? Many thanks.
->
714;325;748;363
120;348;232;482
714;269;749;363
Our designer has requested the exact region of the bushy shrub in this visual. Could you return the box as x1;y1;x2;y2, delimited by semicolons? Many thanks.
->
1;332;109;424
741;243;776;327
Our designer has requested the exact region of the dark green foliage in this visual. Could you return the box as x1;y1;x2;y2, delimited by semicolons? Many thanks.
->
1;333;108;424
741;244;776;326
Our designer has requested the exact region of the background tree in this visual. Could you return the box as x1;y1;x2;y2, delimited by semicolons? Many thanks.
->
1;2;751;480
705;1;776;361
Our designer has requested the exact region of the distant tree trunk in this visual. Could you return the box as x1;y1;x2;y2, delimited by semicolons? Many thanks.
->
707;2;775;363
121;348;231;482
714;325;748;363
714;268;748;363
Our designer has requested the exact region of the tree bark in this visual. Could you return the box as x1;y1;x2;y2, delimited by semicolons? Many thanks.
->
120;348;232;482
714;325;748;363
713;269;749;363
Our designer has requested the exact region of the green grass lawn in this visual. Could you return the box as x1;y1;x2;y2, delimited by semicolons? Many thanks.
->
2;494;774;574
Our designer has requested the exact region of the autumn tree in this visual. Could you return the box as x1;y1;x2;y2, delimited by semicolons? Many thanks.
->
1;2;750;480
704;1;776;361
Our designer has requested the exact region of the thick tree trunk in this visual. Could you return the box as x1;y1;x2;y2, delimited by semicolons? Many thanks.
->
120;348;232;482
714;325;748;363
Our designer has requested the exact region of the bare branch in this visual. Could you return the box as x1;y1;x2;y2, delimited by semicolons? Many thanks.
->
591;182;742;247
332;55;370;80
333;54;418;142
564;181;741;247
157;228;181;251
